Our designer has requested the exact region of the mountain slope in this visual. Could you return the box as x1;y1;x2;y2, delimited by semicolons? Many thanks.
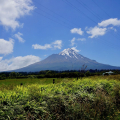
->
14;48;120;72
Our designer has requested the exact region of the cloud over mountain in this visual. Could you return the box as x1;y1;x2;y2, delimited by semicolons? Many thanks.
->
71;47;80;52
70;37;76;46
32;40;62;50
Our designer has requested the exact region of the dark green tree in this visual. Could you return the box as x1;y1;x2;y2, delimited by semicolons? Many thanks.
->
9;72;16;78
85;71;91;77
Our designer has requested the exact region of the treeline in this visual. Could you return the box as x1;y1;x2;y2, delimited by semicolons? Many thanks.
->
37;69;119;78
0;69;120;79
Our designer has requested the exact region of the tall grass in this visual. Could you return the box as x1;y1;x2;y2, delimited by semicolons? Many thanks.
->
0;76;120;119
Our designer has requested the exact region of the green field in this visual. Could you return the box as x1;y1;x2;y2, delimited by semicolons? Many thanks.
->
0;78;64;87
0;75;120;120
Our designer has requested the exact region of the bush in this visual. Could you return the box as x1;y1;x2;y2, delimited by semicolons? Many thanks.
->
85;71;91;77
104;73;109;76
28;85;42;101
0;75;6;80
37;75;45;78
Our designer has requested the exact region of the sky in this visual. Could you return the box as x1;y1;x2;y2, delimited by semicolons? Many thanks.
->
0;0;120;72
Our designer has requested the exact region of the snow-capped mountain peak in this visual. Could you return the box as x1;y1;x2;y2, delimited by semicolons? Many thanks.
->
59;48;79;59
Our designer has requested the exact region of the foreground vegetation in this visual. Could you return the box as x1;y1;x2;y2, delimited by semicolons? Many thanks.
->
0;75;120;119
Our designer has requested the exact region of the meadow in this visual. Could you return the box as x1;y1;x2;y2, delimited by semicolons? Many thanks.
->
0;75;120;120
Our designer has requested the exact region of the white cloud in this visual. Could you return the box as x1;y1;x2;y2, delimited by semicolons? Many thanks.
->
109;27;117;32
0;38;14;55
0;57;3;61
0;0;35;30
98;18;120;27
70;28;84;35
32;40;62;50
70;37;85;46
52;40;62;49
71;47;80;52
32;44;52;50
14;32;25;43
77;38;86;41
86;26;107;38
70;37;76;46
0;55;40;72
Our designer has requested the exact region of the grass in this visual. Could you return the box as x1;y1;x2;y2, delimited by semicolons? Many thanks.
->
0;75;120;119
0;78;63;85
0;78;65;91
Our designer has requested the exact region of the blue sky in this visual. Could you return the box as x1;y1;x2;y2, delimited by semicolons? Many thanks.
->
0;0;120;71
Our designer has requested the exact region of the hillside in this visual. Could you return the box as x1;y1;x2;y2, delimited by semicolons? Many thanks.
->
13;48;120;72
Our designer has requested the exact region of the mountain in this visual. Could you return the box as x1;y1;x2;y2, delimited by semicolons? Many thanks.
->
14;48;120;72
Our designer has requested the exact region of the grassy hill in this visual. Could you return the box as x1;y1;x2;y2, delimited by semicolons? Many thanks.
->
0;76;120;119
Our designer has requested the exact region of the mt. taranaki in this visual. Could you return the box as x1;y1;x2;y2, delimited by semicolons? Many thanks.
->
14;48;120;72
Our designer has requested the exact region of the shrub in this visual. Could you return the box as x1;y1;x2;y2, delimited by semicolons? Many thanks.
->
28;85;42;101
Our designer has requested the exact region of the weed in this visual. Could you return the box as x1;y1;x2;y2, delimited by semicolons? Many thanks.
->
0;76;120;119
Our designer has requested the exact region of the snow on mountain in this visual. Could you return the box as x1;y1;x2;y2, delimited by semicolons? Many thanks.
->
59;48;80;59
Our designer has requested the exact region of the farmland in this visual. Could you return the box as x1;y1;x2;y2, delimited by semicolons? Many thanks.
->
0;75;120;120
